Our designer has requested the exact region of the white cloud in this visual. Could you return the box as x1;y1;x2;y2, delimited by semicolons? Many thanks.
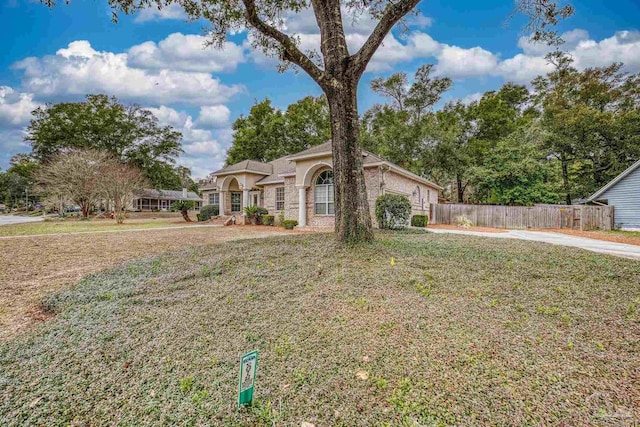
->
134;3;187;23
128;33;245;73
12;40;244;106
435;45;498;78
197;105;231;128
460;92;483;105
146;105;230;178
0;86;42;127
496;29;640;84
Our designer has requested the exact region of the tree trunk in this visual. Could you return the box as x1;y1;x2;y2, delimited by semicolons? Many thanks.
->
181;209;192;222
456;175;464;203
560;154;571;205
81;201;90;218
326;82;374;243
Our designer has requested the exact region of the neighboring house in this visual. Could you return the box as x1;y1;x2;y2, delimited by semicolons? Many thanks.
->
0;203;5;213
132;189;202;212
199;141;442;227
586;159;640;230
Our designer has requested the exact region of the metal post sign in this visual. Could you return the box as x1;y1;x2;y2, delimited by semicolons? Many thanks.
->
238;350;258;408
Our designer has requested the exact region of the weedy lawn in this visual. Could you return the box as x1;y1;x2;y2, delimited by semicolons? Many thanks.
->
0;217;198;236
1;232;638;426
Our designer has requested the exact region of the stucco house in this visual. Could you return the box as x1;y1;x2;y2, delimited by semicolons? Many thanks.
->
586;159;640;230
199;141;442;227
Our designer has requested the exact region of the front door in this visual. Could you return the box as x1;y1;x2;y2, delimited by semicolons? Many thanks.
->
161;200;168;211
252;194;259;207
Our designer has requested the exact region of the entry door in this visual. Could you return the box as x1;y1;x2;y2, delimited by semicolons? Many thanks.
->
161;200;168;210
252;194;259;207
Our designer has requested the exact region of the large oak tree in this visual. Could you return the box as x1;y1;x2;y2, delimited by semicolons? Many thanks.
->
43;0;572;241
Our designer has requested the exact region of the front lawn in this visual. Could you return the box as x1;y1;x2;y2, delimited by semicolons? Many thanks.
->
1;232;638;425
0;217;200;236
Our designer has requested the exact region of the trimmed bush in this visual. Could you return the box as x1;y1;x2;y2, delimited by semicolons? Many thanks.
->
199;205;219;221
255;207;269;224
375;194;411;230
411;214;429;227
282;219;298;230
262;215;275;226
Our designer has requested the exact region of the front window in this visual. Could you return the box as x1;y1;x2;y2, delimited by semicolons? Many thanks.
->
314;170;334;215
231;192;242;212
275;187;285;211
208;193;219;207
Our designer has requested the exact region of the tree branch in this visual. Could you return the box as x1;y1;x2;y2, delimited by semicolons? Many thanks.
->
241;0;327;86
349;0;421;78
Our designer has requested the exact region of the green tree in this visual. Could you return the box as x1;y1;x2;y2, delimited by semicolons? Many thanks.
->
26;94;184;190
226;96;330;164
470;127;561;205
44;0;572;242
533;53;640;203
362;64;452;174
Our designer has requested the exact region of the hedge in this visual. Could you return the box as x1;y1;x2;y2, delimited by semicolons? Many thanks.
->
411;214;429;227
262;215;275;226
282;219;298;230
375;194;411;230
199;205;219;221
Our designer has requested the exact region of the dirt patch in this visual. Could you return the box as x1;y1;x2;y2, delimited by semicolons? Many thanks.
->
537;229;640;246
428;224;508;233
0;225;288;339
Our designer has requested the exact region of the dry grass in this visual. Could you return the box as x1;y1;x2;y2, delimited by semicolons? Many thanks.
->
1;231;638;425
0;225;288;339
0;217;203;236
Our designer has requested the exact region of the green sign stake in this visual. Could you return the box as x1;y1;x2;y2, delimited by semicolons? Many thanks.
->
238;350;258;408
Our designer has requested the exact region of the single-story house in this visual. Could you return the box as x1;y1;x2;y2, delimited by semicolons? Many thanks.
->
199;141;442;227
0;203;6;213
132;188;202;212
586;159;640;230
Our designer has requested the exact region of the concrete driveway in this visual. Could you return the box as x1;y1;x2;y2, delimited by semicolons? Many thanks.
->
428;228;640;260
0;215;44;226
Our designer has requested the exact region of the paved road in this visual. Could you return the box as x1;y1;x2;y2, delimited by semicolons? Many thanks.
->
428;228;640;260
0;215;44;226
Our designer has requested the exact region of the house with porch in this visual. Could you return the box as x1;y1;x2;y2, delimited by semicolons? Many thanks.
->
132;188;202;212
199;141;442;227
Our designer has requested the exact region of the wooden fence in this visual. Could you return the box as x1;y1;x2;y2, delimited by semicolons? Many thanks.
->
430;203;614;231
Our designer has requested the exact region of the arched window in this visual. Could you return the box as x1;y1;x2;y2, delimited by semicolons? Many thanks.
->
413;186;421;205
314;170;334;215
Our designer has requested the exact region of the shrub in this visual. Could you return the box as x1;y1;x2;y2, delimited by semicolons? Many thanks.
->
411;214;429;227
454;215;473;228
375;194;411;230
255;207;269;224
263;215;275;226
277;210;285;226
282;219;298;230
199;205;219;221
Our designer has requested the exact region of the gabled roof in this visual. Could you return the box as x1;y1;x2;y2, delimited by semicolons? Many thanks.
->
256;156;295;184
135;189;203;201
287;141;332;160
587;159;640;201
211;159;273;176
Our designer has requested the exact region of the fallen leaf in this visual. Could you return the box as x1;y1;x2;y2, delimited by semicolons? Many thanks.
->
356;370;369;380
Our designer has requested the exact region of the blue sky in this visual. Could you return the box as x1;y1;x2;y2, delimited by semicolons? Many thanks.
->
1;0;639;178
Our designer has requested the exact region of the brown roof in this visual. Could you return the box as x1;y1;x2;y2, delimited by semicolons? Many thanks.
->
287;141;332;159
211;159;273;176
256;156;295;184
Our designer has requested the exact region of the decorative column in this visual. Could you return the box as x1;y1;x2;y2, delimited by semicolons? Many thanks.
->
298;186;307;227
243;189;250;214
219;192;225;216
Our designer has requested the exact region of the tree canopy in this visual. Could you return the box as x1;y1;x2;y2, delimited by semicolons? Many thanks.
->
26;94;185;190
226;96;330;165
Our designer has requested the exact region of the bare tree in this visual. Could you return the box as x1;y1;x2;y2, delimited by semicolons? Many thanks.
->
35;150;111;218
98;159;149;224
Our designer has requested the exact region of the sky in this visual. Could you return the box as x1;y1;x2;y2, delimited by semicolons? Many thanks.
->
1;0;639;179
